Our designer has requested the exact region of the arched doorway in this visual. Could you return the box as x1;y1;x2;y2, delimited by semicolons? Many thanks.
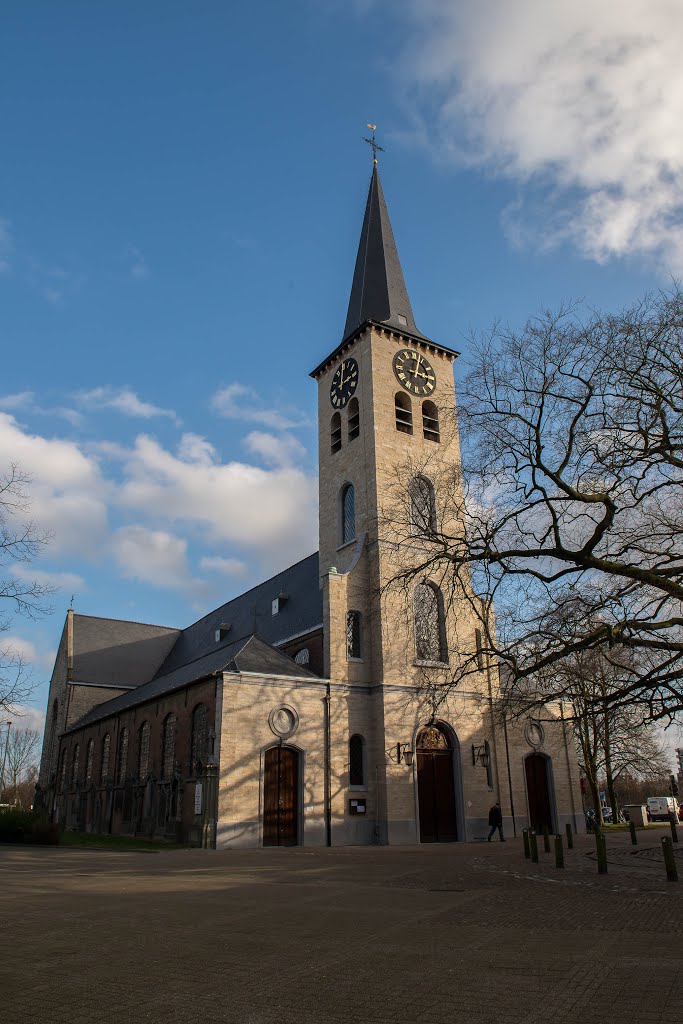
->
416;724;458;843
525;753;554;833
263;745;300;846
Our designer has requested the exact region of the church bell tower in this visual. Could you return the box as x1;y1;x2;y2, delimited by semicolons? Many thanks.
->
310;158;465;692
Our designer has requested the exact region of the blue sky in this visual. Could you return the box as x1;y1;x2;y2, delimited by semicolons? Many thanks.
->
2;1;682;745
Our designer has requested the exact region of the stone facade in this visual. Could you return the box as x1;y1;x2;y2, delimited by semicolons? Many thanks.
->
39;166;583;848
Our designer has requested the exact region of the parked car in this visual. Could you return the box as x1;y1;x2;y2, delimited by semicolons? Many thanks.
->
601;806;613;823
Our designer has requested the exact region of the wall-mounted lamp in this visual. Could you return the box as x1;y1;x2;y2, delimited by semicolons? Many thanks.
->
387;742;414;767
471;742;491;768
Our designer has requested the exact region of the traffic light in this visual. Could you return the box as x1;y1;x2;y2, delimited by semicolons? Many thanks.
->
671;774;679;797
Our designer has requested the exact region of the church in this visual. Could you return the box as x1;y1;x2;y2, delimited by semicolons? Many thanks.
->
38;159;582;848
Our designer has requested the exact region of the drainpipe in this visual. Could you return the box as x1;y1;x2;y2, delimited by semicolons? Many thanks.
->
560;702;578;833
502;714;517;838
324;682;332;847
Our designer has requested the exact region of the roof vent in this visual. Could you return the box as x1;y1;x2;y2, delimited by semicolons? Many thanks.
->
215;623;231;643
272;592;289;616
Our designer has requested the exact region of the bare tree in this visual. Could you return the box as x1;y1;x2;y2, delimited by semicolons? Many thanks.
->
0;464;53;713
1;726;40;798
386;289;683;725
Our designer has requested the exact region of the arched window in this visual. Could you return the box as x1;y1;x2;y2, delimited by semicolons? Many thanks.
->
162;714;176;780
294;648;310;666
116;728;129;784
395;392;413;434
422;400;440;442
331;412;342;454
347;397;360;441
85;739;94;786
52;699;58;723
341;483;356;544
346;610;361;659
191;704;209;770
414;582;447;663
138;722;151;779
349;734;365;787
409;475;437;535
71;744;80;788
59;748;67;792
100;734;111;784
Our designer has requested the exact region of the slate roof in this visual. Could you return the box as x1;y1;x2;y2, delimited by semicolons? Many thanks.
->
342;166;430;345
71;614;181;687
67;634;320;734
155;551;322;677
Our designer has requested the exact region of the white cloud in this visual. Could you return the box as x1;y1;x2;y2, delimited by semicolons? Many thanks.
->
118;432;318;557
0;412;109;555
177;432;217;466
0;218;12;273
1;636;56;674
0;406;317;597
199;556;249;578
13;565;85;594
0;392;34;411
244;430;307;467
6;704;46;738
400;0;683;267
77;387;178;423
211;383;309;430
128;245;148;279
111;525;199;592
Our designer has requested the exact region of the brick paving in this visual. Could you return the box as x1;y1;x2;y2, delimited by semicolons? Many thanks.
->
2;830;683;1023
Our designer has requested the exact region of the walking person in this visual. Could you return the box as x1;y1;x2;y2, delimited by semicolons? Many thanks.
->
487;801;505;842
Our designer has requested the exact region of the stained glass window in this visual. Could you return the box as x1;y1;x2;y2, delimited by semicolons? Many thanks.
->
414;582;447;663
341;484;355;544
346;610;361;659
416;725;450;750
349;734;365;786
71;744;80;788
162;714;176;780
138;722;151;779
85;739;94;786
100;734;111;784
191;704;208;771
117;728;128;784
409;476;436;535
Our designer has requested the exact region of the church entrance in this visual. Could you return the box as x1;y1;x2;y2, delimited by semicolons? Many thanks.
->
525;753;554;833
416;725;458;843
263;745;299;846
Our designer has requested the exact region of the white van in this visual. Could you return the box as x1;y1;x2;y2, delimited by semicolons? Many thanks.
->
647;796;679;821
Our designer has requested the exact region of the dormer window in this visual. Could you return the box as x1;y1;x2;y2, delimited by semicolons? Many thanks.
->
397;314;408;326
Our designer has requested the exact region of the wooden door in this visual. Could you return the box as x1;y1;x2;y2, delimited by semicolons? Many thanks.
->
417;750;458;843
525;754;553;833
263;746;299;847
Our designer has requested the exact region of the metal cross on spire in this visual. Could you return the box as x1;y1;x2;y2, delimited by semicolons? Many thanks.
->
363;123;385;165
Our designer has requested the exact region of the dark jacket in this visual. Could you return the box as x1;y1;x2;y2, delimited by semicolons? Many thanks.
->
488;805;502;827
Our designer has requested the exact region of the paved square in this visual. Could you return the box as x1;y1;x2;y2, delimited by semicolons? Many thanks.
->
2;832;682;1024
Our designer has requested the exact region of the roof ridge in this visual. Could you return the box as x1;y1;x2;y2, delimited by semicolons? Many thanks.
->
73;612;179;632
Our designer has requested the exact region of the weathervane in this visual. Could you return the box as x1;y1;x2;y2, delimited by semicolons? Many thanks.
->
363;123;385;165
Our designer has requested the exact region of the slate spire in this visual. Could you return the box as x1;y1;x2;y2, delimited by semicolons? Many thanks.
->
342;166;428;344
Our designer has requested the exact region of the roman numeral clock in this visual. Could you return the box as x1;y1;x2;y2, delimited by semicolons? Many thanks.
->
393;349;436;396
330;357;359;408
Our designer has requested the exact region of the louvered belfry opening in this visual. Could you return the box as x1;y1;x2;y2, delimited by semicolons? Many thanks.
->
395;392;413;434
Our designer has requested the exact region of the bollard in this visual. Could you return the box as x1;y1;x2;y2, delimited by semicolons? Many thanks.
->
543;826;550;853
595;830;608;874
670;815;679;844
629;820;637;845
554;834;564;869
662;837;678;882
565;822;574;849
529;829;539;864
522;828;530;859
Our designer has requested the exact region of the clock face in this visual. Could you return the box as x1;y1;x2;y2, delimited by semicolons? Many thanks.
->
393;349;436;397
330;357;359;409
